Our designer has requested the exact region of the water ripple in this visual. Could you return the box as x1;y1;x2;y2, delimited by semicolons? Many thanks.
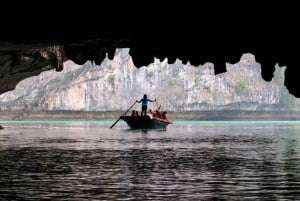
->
1;121;300;200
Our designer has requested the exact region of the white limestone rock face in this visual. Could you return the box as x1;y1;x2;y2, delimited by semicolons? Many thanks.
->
1;49;299;111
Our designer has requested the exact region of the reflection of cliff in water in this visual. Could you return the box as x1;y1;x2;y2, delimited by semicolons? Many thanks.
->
282;128;300;199
110;126;300;199
1;110;300;121
1;121;300;199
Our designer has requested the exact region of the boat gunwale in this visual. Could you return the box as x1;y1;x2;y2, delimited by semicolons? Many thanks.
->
120;115;172;129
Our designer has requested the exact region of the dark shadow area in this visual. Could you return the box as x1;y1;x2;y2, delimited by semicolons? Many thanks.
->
1;2;299;97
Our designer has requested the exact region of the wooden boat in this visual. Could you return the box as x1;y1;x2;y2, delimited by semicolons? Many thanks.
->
120;115;172;129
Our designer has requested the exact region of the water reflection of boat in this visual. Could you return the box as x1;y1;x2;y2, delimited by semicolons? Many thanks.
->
120;115;172;129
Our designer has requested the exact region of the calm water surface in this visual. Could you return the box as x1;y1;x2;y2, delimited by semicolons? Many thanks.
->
1;120;300;200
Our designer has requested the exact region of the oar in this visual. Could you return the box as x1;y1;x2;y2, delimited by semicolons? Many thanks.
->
110;101;137;129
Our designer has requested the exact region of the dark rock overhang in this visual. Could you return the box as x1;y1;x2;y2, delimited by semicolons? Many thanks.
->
1;3;299;97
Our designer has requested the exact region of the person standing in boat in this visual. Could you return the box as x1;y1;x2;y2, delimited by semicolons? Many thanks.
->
136;94;156;116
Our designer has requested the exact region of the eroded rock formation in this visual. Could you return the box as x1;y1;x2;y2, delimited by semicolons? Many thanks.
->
0;45;65;94
1;49;299;112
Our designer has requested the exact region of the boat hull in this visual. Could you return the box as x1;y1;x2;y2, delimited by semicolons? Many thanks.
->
120;115;171;129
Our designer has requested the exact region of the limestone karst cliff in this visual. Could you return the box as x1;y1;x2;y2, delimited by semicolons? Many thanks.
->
0;49;299;112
